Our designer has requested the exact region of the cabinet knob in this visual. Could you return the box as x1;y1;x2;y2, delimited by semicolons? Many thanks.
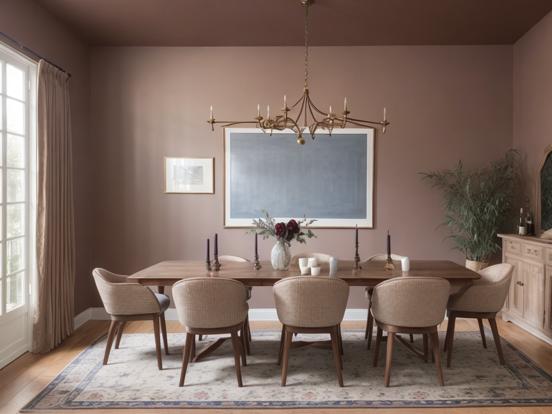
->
516;281;525;287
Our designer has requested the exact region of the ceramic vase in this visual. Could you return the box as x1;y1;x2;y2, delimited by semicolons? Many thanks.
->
271;240;291;270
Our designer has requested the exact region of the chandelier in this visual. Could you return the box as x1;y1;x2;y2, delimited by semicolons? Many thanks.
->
207;0;390;145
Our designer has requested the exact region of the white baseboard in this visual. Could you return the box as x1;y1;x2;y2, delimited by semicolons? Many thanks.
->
74;307;369;329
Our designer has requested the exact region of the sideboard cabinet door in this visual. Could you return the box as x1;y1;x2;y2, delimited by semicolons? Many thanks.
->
523;261;545;329
507;257;524;317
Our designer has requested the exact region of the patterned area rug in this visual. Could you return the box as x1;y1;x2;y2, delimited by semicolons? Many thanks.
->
22;330;552;410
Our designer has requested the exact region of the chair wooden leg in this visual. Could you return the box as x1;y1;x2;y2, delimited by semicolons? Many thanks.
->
159;313;169;355
384;332;395;387
179;333;194;386
244;317;251;355
430;331;444;386
488;317;505;365
337;324;344;355
277;325;285;365
239;325;248;367
198;334;203;341
365;304;371;339
114;321;125;349
373;327;383;367
281;329;292;386
423;334;429;363
366;311;374;349
409;334;414;343
246;315;252;342
103;320;118;365
230;331;244;387
477;318;487;349
191;335;196;359
330;326;344;387
446;314;456;368
152;316;163;370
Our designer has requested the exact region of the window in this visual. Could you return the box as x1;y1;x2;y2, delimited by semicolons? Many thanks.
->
0;45;36;317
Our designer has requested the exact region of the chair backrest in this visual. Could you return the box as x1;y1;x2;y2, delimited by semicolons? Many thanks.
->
218;255;249;263
365;253;405;262
172;277;248;329
291;252;333;267
450;263;513;313
92;268;160;316
273;276;349;328
371;277;450;328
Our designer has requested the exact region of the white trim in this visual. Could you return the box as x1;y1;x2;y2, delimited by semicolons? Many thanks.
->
74;307;369;328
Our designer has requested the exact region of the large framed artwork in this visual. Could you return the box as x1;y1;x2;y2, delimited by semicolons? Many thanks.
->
165;157;214;194
224;128;374;228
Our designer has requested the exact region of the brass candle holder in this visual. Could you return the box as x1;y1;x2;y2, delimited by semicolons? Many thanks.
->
384;256;395;271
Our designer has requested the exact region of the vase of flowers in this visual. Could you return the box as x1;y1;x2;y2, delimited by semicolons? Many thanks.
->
252;210;316;270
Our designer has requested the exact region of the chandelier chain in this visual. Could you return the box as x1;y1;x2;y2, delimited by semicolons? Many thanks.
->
303;1;309;89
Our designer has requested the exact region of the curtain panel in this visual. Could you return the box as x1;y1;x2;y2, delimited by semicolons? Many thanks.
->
32;60;75;353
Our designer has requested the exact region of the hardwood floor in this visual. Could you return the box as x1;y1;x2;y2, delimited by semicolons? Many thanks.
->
0;318;551;414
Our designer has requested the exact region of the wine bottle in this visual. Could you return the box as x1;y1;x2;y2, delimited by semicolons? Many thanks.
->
518;208;527;236
526;211;534;236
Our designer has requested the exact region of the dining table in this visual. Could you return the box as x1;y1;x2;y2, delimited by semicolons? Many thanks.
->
129;258;479;362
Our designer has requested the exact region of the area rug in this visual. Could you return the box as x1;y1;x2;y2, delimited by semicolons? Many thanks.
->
22;330;552;410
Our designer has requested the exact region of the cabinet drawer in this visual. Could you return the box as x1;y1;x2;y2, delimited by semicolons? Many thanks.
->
523;244;544;261
505;240;521;255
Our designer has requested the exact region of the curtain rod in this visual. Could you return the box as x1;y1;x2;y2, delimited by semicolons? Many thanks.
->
0;31;72;78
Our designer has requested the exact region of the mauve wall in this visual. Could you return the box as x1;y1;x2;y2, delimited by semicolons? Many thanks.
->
513;11;552;210
0;0;95;313
88;45;513;309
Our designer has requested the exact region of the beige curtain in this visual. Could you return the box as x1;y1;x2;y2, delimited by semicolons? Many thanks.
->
32;60;75;353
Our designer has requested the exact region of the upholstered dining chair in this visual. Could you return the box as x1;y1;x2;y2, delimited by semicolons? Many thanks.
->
274;276;349;387
364;254;408;349
444;263;513;367
173;277;249;387
202;255;252;352
371;276;450;387
92;268;170;370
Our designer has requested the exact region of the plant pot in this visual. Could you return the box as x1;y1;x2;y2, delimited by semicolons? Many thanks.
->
271;241;291;270
465;259;489;272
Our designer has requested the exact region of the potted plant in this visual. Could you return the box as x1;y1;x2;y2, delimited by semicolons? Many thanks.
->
252;210;316;270
421;150;520;271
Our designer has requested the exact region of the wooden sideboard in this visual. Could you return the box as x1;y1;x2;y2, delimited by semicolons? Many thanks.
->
499;234;552;344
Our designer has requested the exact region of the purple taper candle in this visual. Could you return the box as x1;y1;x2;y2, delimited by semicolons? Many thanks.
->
207;238;210;262
387;230;391;257
255;233;258;259
214;233;218;257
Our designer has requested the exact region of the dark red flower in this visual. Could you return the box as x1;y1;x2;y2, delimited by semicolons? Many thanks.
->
287;219;299;235
275;222;286;238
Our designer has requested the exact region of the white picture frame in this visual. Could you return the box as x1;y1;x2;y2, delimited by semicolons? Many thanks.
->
164;157;214;194
224;128;374;228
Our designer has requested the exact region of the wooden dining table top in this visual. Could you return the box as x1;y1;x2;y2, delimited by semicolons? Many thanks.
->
129;259;480;287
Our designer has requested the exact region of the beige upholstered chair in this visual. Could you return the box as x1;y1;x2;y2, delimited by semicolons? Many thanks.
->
364;254;407;348
202;255;252;351
444;263;513;367
274;276;349;387
371;277;450;387
173;277;249;387
92;268;170;370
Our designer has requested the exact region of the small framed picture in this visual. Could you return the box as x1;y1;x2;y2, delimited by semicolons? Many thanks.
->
164;157;214;194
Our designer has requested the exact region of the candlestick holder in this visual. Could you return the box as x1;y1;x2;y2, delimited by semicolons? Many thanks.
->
206;259;212;272
353;248;361;270
253;258;262;270
213;257;221;271
384;256;395;271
